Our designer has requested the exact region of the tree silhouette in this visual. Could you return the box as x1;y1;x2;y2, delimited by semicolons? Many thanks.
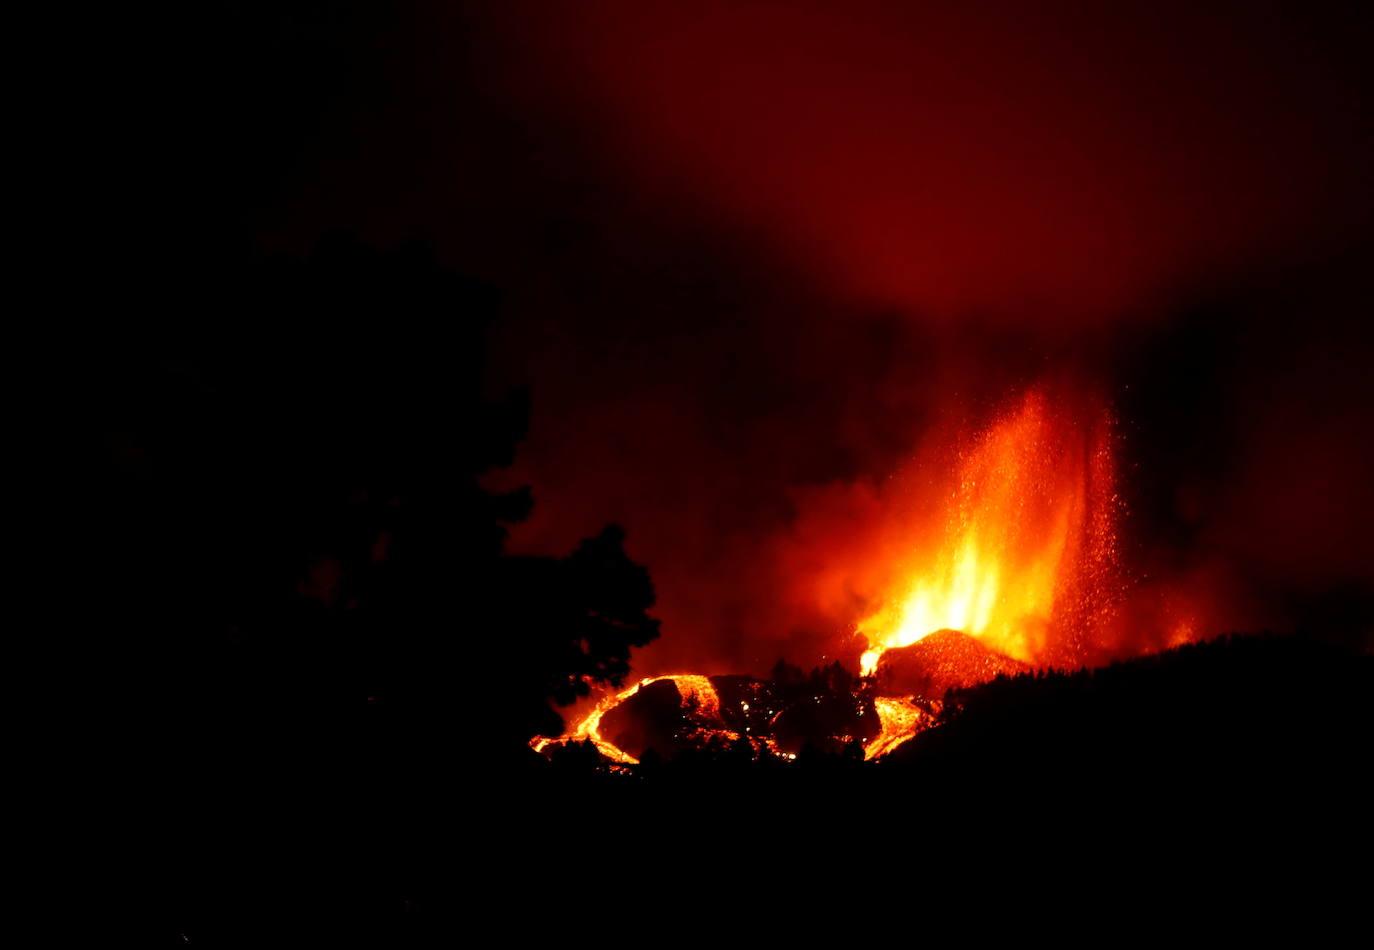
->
93;231;663;790
497;524;661;742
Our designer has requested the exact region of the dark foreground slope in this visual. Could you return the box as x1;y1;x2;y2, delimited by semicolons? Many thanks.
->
892;633;1371;793
166;633;1371;945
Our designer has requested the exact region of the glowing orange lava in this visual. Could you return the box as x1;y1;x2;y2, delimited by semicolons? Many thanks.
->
864;697;927;761
858;387;1119;676
530;674;734;764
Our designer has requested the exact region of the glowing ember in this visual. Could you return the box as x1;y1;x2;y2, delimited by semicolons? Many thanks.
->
858;387;1119;676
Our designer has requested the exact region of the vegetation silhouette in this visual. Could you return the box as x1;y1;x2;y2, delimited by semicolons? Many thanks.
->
101;233;663;945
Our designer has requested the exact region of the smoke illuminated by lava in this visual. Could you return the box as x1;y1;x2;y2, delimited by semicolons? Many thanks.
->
457;1;1373;681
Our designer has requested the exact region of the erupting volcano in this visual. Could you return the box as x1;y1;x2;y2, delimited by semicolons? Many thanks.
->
534;384;1126;761
132;3;1374;939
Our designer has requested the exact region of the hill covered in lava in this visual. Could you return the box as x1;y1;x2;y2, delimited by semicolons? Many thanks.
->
547;631;1038;761
873;629;1031;699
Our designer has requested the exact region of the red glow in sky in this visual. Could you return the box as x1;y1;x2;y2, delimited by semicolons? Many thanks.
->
490;1;1368;321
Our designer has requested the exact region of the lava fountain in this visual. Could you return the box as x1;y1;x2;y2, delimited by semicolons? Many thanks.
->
859;386;1120;678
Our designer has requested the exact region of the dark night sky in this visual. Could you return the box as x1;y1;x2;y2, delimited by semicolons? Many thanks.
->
138;1;1374;674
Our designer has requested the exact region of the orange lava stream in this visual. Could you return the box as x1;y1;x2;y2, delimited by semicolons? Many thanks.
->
858;388;1117;676
672;674;722;724
864;697;925;760
529;673;727;764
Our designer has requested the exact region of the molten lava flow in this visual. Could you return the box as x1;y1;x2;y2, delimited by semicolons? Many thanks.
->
859;387;1119;676
530;673;730;764
864;697;926;761
672;674;722;723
